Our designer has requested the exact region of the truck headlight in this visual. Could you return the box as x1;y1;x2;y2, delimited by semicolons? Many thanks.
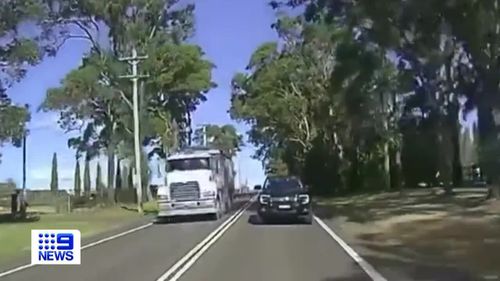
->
259;194;270;204
298;194;309;204
202;190;216;198
158;194;169;201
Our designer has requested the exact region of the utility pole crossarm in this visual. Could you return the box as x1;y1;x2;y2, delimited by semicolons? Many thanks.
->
118;55;149;62
118;74;150;79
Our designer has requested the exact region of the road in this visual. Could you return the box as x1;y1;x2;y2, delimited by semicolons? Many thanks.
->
0;200;373;281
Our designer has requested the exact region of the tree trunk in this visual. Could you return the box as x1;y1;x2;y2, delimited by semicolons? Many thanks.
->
383;141;391;190
390;147;403;190
115;159;122;203
107;146;116;204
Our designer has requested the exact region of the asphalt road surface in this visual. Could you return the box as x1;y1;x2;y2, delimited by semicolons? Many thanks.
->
0;200;372;281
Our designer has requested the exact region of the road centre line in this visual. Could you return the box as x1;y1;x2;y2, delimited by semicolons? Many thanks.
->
156;197;255;281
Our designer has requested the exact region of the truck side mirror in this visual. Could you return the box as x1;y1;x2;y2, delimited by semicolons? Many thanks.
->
254;185;262;190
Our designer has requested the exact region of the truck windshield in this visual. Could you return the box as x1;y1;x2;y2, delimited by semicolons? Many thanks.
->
167;158;210;172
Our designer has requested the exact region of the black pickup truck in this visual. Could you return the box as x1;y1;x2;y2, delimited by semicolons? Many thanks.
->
254;176;312;224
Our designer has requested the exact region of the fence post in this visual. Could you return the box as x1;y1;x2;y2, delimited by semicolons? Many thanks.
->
67;194;71;213
11;192;18;216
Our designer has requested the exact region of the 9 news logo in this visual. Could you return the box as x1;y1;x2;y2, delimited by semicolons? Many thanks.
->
31;230;81;265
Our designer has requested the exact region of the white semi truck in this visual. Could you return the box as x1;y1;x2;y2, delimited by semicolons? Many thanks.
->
157;146;235;220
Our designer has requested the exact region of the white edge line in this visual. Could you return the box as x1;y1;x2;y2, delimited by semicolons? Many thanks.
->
156;196;256;281
0;222;154;278
82;222;153;249
167;203;250;281
314;216;388;281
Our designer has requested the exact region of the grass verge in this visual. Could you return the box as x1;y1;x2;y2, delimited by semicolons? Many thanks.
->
0;207;143;264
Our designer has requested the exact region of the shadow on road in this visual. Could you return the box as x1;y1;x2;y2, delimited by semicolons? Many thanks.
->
320;272;372;281
247;214;307;226
313;190;489;224
154;214;217;224
361;254;477;281
0;213;40;224
121;205;158;215
312;189;500;280
154;198;250;225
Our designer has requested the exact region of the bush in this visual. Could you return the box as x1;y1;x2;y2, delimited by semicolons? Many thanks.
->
70;195;98;209
143;200;158;214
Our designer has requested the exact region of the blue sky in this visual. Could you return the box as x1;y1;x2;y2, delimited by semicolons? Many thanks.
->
0;0;277;189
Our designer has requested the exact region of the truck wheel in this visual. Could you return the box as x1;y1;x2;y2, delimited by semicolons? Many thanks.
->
224;198;230;214
213;199;223;220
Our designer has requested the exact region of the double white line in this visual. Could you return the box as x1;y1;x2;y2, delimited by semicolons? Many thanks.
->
156;196;256;281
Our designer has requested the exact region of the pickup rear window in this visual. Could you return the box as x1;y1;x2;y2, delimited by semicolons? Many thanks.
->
264;177;302;190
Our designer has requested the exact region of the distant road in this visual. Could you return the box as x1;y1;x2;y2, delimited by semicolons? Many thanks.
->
0;198;374;281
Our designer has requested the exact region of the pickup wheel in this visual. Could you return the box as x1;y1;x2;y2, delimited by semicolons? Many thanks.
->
302;213;313;225
258;215;268;224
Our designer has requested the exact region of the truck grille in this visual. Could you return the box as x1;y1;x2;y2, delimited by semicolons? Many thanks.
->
170;181;200;201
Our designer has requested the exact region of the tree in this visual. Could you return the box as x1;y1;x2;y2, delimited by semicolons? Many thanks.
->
83;156;91;196
0;1;66;160
265;156;289;177
0;0;56;87
0;93;30;162
230;3;409;194
39;0;215;203
95;162;104;197
74;158;81;196
50;152;58;192
230;14;345;192
193;124;243;156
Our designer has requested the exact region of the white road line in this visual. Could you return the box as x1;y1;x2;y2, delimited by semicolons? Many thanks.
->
167;205;249;281
156;197;255;281
314;216;388;281
0;222;153;278
82;222;153;249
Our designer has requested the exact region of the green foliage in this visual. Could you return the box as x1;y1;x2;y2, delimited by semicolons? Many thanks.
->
0;93;29;161
50;153;58;192
230;2;416;193
0;0;53;87
265;157;289;177
37;0;215;197
193;124;243;156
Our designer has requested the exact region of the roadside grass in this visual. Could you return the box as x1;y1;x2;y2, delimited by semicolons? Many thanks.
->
0;207;143;264
314;188;500;279
119;200;158;214
143;200;159;213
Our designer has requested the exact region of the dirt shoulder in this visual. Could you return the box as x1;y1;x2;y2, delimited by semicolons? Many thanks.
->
314;188;500;281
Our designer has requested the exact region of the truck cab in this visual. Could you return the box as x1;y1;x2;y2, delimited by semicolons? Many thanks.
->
157;147;234;220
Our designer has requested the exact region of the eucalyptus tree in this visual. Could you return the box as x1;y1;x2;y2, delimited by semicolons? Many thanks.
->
39;0;215;201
